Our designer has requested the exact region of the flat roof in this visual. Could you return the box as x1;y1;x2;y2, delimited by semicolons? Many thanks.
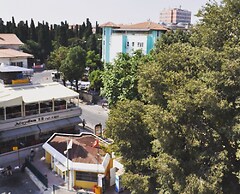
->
42;133;111;173
49;134;105;164
0;82;79;107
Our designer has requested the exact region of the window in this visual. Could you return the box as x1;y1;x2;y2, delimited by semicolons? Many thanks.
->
25;103;39;116
132;42;135;47
6;105;22;119
17;62;23;67
0;107;4;120
126;42;129;47
40;101;53;113
137;42;144;47
76;171;98;182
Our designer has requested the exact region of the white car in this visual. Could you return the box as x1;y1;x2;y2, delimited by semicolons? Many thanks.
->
79;81;90;90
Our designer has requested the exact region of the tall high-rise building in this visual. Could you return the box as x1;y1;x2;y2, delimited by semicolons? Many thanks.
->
159;8;191;24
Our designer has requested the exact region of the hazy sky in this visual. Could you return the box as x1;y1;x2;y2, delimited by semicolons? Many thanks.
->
1;0;221;25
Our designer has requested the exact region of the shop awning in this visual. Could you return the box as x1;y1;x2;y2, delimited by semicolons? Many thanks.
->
0;125;40;142
55;162;67;172
38;117;81;133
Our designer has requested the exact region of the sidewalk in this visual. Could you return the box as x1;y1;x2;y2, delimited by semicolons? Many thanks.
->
30;147;68;194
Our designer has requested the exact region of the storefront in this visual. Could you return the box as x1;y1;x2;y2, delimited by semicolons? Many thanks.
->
0;82;82;153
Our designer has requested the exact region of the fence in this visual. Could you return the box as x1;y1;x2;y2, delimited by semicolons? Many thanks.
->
25;158;48;188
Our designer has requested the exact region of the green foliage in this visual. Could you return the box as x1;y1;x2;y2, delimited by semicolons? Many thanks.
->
89;70;103;92
122;172;152;194
20;40;41;62
86;50;103;72
0;18;101;63
105;100;153;162
107;1;240;191
101;51;144;107
47;46;68;71
60;46;86;91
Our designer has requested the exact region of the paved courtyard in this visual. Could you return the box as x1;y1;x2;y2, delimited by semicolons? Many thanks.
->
0;169;41;194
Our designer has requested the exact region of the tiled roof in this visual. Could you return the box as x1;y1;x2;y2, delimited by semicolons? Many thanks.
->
100;22;119;28
100;21;168;31
121;21;168;30
0;34;24;45
49;134;106;164
0;49;33;58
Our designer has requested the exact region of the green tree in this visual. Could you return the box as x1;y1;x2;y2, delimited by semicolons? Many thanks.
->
89;70;103;92
47;46;68;71
20;40;41;61
60;46;86;91
138;42;240;193
86;50;103;72
101;51;144;107
105;100;154;193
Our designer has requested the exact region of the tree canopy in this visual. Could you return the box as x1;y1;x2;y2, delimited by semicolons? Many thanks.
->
104;0;240;193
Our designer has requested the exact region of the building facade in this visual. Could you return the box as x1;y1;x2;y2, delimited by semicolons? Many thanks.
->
159;8;191;24
0;77;82;153
42;133;115;192
0;34;34;68
101;21;168;63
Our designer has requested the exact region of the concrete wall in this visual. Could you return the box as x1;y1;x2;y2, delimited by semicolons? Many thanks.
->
0;144;42;167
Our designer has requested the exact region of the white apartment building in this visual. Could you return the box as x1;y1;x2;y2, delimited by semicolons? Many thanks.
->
101;21;168;63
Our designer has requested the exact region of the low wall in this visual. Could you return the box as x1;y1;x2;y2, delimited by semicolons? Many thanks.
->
0;144;43;167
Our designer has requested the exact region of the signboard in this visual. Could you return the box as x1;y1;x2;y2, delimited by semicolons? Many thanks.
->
15;115;59;127
13;146;18;151
94;123;102;136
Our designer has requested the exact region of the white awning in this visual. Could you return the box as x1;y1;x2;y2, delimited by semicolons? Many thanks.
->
0;93;23;108
0;82;79;105
55;162;67;172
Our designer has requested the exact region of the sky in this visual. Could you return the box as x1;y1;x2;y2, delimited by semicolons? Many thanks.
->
0;0;222;26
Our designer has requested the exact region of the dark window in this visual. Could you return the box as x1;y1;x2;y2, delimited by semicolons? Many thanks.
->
6;105;22;119
76;171;98;182
0;107;4;120
25;103;39;116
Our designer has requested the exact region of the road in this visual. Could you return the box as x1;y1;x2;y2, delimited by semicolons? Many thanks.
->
79;102;109;130
31;70;109;131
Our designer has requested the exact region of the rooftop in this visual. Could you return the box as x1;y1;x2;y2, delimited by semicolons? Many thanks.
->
0;82;79;107
101;21;168;31
0;34;24;45
0;48;33;58
49;134;106;164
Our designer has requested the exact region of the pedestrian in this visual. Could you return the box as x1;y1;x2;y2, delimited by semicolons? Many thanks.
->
6;165;12;175
82;119;86;128
30;149;35;162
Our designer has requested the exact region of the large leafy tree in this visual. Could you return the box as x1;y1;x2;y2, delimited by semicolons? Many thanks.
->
106;1;240;193
101;50;144;107
60;46;86;91
105;100;155;193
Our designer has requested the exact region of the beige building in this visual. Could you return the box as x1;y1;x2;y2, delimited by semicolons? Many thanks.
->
159;8;191;24
0;33;34;68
